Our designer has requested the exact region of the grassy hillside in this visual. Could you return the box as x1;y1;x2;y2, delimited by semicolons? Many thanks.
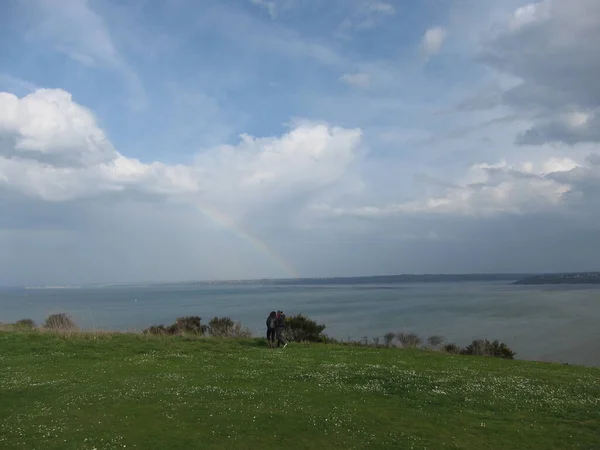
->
1;332;598;450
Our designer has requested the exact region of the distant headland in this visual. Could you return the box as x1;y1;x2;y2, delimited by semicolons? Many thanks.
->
514;272;600;285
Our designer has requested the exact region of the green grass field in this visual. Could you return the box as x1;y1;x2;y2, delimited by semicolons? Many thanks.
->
1;331;599;450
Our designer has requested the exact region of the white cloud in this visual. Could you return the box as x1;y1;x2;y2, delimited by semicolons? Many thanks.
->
340;73;371;89
0;89;362;214
421;27;447;60
509;2;551;31
314;155;599;219
192;121;363;220
0;89;116;168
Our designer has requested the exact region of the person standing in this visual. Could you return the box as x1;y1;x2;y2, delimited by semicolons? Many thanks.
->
266;311;277;349
276;310;287;348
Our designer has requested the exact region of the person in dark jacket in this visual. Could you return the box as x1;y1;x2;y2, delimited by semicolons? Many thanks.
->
266;311;277;349
276;310;287;348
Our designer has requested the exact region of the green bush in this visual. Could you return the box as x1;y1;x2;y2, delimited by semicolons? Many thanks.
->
143;317;249;338
320;335;340;344
174;316;206;335
461;339;515;359
208;317;234;336
44;313;76;330
207;317;252;338
443;343;461;354
143;324;169;335
14;319;36;330
284;314;326;343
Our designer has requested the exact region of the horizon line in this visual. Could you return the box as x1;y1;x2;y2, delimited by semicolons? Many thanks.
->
10;271;600;289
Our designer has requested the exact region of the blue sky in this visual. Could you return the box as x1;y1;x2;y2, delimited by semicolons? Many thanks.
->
1;0;600;284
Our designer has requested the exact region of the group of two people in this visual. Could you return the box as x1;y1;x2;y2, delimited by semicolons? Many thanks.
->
266;310;287;349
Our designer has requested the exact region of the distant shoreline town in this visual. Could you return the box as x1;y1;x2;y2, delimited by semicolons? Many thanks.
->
514;272;600;285
19;272;600;289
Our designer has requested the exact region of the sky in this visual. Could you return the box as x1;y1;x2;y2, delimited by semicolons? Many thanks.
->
1;0;600;285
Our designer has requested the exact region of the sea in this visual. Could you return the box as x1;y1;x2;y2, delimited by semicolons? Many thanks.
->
1;279;599;367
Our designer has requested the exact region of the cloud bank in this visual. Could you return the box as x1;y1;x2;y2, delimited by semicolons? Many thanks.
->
2;0;600;284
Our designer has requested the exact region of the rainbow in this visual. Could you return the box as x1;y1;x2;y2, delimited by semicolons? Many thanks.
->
197;203;299;279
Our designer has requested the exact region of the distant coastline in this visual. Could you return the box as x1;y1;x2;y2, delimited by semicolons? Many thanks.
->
514;272;600;285
18;272;600;289
231;274;531;285
156;273;532;287
19;274;530;289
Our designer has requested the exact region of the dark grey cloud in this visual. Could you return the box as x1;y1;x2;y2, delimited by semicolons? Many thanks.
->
478;0;600;145
517;114;600;146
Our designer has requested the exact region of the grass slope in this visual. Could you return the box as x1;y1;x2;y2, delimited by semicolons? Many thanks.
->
1;332;599;450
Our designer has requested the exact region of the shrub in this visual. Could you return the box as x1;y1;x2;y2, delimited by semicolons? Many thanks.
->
492;340;516;359
143;324;168;335
461;339;487;356
207;317;252;338
396;332;422;348
143;317;250;338
174;316;206;335
461;339;515;359
44;313;76;330
341;338;363;347
383;332;396;347
427;335;445;348
208;317;234;336
320;335;339;344
284;314;326;343
443;343;461;354
15;319;36;330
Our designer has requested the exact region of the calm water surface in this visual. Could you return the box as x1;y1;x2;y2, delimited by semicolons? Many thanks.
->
1;281;599;367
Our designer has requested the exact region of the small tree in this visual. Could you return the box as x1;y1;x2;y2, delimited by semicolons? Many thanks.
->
284;314;326;342
383;332;396;347
427;335;445;349
44;313;76;330
396;332;422;348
